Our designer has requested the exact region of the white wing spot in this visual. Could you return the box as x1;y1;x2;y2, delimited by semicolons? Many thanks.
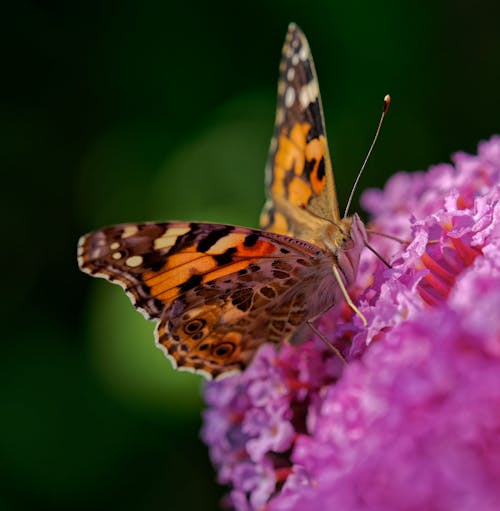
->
122;225;139;239
299;81;319;108
299;88;309;108
269;137;277;153
284;87;296;108
110;242;120;250
299;47;308;61
287;67;295;81
126;255;143;267
112;252;122;260
207;233;247;254
278;80;286;96
165;225;191;237
276;107;285;125
291;54;299;66
154;225;190;250
154;235;177;250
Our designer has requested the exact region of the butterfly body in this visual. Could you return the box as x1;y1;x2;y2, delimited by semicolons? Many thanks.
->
78;24;366;379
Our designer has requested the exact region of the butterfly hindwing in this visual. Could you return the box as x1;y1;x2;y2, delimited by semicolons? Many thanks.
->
260;23;340;240
78;221;338;378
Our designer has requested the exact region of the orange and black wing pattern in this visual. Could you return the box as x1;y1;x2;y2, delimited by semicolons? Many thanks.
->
260;23;340;240
78;221;330;378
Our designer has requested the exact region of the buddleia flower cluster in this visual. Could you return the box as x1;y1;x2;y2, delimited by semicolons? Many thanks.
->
201;136;500;511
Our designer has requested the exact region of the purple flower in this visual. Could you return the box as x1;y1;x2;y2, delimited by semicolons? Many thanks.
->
201;136;500;511
201;341;337;508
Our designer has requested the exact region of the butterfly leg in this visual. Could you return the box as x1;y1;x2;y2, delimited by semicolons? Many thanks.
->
332;264;368;327
306;320;348;366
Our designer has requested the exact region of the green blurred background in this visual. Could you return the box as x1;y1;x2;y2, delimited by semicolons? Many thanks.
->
2;1;499;509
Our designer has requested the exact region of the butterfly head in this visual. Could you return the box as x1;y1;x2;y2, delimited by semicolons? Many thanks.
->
320;214;364;253
331;214;366;286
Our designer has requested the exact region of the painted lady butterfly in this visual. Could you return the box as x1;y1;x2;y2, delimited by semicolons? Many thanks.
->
78;23;370;379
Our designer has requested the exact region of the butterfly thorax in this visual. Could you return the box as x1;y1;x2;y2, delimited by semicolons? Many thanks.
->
317;213;366;288
317;217;353;253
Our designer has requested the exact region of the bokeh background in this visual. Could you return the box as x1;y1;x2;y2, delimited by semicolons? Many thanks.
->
2;1;499;509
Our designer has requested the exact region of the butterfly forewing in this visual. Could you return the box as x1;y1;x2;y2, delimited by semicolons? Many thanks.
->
78;221;340;378
261;23;341;240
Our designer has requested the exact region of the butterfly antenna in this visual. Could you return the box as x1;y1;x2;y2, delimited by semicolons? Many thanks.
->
343;94;391;218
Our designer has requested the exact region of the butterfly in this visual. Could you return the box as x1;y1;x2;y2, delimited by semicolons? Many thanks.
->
78;23;369;379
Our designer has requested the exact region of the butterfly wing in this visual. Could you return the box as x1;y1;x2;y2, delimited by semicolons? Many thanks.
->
260;23;341;241
78;222;338;379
